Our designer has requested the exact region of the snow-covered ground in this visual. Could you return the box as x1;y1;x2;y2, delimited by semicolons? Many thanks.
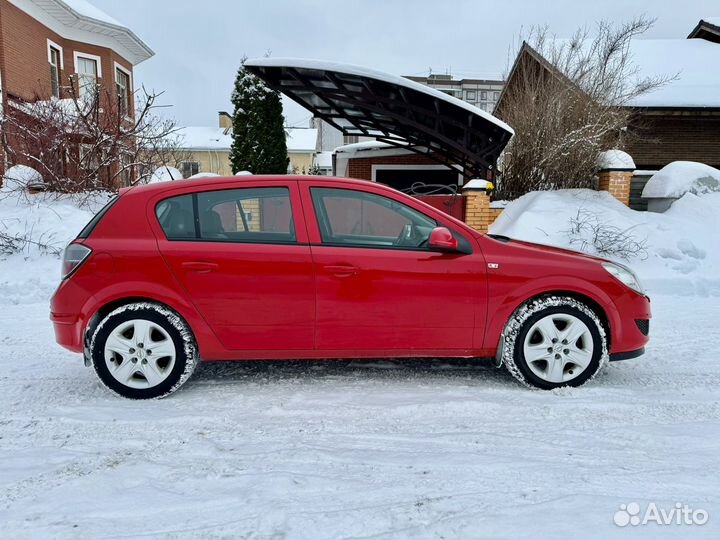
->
1;184;719;538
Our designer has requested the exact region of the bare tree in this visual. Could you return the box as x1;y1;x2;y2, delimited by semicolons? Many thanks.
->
1;80;189;194
495;17;674;199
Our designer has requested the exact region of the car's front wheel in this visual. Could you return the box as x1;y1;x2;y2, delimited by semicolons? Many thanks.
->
499;296;608;389
90;302;198;399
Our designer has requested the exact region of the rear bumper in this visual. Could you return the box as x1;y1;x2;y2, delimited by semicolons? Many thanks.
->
50;312;84;353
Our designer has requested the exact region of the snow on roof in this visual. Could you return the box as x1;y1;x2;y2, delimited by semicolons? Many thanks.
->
285;128;317;153
597;149;636;170
244;58;514;136
50;0;154;64
61;0;123;27
175;126;317;152
627;39;720;108
642;161;720;198
314;151;333;168
176;127;232;150
335;141;396;153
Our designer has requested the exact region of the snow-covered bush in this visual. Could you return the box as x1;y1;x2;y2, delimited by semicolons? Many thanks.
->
1;165;45;193
565;208;647;260
642;161;720;199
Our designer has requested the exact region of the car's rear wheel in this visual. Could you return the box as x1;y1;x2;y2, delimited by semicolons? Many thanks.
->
90;302;198;399
499;296;608;389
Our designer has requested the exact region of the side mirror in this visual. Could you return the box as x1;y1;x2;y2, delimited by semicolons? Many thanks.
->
428;227;459;253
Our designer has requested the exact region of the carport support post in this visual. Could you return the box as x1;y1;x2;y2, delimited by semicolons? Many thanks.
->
463;180;494;233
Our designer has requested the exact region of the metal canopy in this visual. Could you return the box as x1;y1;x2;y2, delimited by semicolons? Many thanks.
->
244;58;514;180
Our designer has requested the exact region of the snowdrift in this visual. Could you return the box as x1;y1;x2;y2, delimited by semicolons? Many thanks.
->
0;188;111;305
490;189;720;296
642;161;720;198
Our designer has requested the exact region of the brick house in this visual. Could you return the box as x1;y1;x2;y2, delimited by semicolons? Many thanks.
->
0;0;153;184
495;19;720;207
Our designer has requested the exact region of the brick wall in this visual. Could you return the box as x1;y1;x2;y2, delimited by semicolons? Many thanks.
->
347;154;440;180
0;0;134;110
627;113;720;170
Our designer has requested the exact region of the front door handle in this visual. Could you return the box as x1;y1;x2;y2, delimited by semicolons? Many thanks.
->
324;264;358;277
181;261;218;273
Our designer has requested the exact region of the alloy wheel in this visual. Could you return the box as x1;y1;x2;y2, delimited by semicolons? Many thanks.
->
104;319;177;389
522;313;594;383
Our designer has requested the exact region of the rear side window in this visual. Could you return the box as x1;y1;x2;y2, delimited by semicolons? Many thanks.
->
77;195;119;239
156;187;296;243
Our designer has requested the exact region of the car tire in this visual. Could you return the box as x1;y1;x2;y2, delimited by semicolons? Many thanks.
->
499;295;609;390
90;302;199;399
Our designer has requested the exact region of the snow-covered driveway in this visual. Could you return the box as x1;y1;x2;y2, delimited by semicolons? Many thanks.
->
1;294;718;539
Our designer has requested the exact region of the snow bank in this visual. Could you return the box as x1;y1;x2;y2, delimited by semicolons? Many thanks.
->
490;189;720;296
188;172;221;179
149;166;183;183
0;189;111;305
642;161;720;198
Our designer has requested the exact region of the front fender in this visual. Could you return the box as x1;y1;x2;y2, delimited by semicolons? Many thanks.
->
482;273;621;352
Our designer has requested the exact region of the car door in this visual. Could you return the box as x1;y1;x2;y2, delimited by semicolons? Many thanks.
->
154;180;315;351
300;182;486;353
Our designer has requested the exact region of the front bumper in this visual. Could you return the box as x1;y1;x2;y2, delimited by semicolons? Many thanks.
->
608;292;651;358
610;347;645;361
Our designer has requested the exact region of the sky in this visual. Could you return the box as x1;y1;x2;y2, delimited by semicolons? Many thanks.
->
91;0;718;129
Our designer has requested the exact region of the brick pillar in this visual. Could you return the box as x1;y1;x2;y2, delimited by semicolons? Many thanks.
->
596;150;635;206
597;170;632;205
463;179;495;233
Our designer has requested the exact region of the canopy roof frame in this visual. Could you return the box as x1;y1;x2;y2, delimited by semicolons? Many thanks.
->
245;58;514;180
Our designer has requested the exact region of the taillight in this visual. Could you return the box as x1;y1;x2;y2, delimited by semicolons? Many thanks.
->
61;243;92;279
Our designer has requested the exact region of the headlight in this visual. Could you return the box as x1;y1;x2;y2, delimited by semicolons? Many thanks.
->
601;262;644;294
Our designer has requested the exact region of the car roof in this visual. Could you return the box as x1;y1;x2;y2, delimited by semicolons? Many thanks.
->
127;175;380;196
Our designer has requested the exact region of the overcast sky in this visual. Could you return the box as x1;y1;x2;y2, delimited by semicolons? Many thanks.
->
92;0;717;128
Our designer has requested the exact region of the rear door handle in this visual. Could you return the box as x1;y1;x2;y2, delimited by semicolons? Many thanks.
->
181;261;218;273
324;264;358;277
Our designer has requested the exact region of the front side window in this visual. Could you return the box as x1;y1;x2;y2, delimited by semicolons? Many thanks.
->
115;67;131;116
156;187;295;243
76;56;98;101
311;187;436;249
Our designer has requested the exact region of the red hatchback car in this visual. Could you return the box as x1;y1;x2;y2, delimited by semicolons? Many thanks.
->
51;176;650;398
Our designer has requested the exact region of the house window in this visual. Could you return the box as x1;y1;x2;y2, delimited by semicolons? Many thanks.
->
494;91;500;100
180;161;200;178
120;153;133;186
115;66;131;116
49;47;61;98
481;91;488;100
465;90;476;101
76;55;99;101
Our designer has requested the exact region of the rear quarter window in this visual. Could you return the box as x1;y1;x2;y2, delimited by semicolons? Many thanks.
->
155;194;196;240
